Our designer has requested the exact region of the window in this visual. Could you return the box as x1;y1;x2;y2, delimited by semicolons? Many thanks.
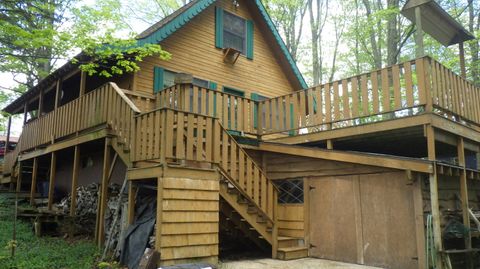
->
163;70;176;89
274;179;304;204
193;78;209;88
223;86;245;97
215;7;254;59
223;12;246;54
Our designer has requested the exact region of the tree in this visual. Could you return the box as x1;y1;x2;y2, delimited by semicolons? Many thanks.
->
0;0;170;92
265;0;308;62
308;0;329;85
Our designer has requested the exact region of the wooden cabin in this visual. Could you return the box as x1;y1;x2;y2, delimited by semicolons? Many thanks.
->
1;0;479;268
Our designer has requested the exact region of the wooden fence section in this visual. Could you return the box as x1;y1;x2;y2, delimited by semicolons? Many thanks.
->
3;82;140;174
156;84;258;135
134;108;276;221
259;58;427;135
428;57;480;125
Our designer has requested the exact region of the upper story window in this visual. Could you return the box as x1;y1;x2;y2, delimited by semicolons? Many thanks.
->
215;7;254;60
223;12;246;54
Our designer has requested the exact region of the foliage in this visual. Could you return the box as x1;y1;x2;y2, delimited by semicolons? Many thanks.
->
0;0;171;91
0;194;98;269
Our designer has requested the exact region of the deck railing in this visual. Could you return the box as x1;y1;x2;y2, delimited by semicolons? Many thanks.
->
428;57;480;125
3;82;140;174
258;58;429;135
134;108;277;221
156;84;259;135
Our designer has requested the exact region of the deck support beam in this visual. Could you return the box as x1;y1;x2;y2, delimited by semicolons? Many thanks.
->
457;137;473;268
70;146;80;216
98;138;111;247
48;152;57;210
426;125;443;269
30;157;38;205
155;176;163;251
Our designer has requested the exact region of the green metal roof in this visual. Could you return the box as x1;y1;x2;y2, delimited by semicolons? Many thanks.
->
136;0;308;90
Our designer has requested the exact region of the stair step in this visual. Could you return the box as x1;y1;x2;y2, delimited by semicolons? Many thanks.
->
278;236;305;248
277;246;308;260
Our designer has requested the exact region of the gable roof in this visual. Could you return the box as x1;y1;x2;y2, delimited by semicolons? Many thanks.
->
3;0;308;114
135;0;308;89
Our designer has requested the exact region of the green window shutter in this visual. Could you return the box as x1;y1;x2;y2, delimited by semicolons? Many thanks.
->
208;81;217;90
215;7;224;48
153;66;164;93
251;93;259;128
246;20;254;59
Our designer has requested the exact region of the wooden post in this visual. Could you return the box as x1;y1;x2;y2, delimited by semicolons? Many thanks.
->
459;42;467;79
127;181;135;225
30;158;38;205
79;71;86;96
47;152;57;210
457;137;472;268
271;190;278;259
54;79;62;109
415;6;424;58
70;146;80;216
326;139;333;150
16;161;22;192
5;116;11;154
155;176;163;251
426;125;443;269
38;89;44;117
23;103;28;125
98;138;111;247
413;174;426;269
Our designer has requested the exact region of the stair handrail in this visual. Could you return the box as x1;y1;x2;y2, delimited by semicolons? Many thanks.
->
133;107;278;222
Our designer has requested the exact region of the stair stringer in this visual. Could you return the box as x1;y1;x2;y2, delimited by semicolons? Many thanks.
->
217;167;274;244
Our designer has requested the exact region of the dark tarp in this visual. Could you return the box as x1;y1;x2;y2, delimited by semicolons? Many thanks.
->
120;196;156;269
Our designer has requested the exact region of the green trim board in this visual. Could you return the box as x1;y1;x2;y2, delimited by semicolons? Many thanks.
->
223;86;245;97
215;6;224;48
153;66;164;93
135;0;307;90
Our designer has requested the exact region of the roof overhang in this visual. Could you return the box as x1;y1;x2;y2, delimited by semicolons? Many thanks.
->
401;0;475;46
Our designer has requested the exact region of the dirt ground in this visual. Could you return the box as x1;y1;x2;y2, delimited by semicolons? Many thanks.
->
219;258;383;269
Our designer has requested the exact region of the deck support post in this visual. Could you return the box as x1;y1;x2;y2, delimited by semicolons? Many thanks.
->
48;152;57;210
70;146;80;216
326;139;333;150
98;138;111;247
23;103;28;125
16;161;23;192
79;71;86;96
5;116;11;154
54;79;62;109
30;157;38;205
127;181;135;225
426;125;443;269
38;88;44;117
155;176;163;251
271;190;278;259
457;137;473;268
459;42;466;78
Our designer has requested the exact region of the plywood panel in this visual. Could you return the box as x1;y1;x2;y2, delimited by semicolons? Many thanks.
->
135;0;298;98
360;172;418;269
309;172;418;269
309;176;358;263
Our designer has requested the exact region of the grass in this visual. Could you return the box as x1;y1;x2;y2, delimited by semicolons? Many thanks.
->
0;193;99;269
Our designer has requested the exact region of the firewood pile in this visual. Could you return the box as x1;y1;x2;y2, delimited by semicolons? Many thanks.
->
55;183;126;239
